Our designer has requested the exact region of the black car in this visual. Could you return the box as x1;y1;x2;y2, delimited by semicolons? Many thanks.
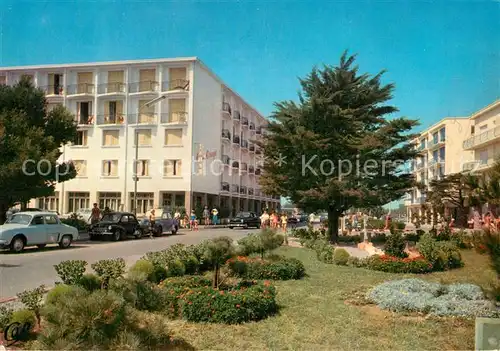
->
89;212;143;241
228;212;260;229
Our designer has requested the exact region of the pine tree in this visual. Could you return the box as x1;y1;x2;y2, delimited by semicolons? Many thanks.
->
258;52;418;242
0;77;77;223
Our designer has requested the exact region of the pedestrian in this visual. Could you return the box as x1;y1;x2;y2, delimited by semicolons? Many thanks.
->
90;203;100;225
281;212;288;233
212;207;219;225
260;210;269;229
203;206;210;226
149;209;156;238
190;210;196;231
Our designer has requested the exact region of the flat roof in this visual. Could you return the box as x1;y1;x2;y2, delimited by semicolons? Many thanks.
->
470;99;500;120
414;117;468;139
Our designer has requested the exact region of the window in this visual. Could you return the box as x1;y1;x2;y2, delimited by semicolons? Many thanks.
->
32;216;44;225
135;129;152;146
48;73;63;95
102;160;119;177
74;131;88;146
135;160;149;176
439;127;445;142
164;129;182;146
120;215;129;223
480;149;488;164
103;130;119;146
67;192;90;213
38;192;59;211
164;160;182;177
471;125;475;135
480;124;488;132
432;133;438;143
439;147;445;160
44;215;58;225
432;150;438;162
104;100;124;122
98;192;121;211
77;101;92;124
73;160;87;176
130;192;154;215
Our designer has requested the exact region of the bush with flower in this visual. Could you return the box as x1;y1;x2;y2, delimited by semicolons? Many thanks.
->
226;255;305;280
363;254;434;274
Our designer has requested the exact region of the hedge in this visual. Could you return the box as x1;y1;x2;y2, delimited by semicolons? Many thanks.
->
226;256;305;280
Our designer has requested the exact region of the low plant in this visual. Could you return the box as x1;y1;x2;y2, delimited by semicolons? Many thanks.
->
45;284;80;305
237;229;284;258
91;258;126;289
337;235;362;244
0;305;13;331
167;258;186;277
364;255;434;274
17;285;45;328
54;260;87;285
60;214;88;231
226;256;305;280
77;273;102;292
417;233;463;271
333;248;350;266
9;309;36;334
384;228;408;258
110;276;165;312
367;278;499;317
203;236;235;288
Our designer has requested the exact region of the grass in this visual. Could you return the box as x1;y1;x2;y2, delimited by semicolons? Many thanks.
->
169;247;496;350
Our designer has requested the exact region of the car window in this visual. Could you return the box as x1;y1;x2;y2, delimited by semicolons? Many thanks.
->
162;213;172;219
45;215;58;225
101;214;121;222
7;214;32;224
121;215;129;222
32;216;44;225
128;215;136;222
236;212;250;218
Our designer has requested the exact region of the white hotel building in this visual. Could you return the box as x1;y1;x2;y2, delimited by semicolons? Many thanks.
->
0;57;280;216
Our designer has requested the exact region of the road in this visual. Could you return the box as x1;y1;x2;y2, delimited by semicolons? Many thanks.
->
0;227;258;299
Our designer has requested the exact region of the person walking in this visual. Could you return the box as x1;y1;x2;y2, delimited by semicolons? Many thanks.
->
203;206;210;227
149;209;156;238
211;207;219;226
90;203;100;225
281;212;288;233
260;210;269;229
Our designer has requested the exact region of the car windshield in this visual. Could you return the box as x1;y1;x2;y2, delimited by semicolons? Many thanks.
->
236;212;251;218
101;214;122;222
6;214;32;224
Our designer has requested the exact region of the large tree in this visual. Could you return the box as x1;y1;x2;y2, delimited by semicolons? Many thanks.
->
0;77;77;223
258;52;418;242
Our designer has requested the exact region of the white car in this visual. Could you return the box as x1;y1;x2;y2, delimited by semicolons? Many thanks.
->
0;212;79;253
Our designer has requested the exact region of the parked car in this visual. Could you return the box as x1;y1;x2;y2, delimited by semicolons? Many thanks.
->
0;212;79;253
228;212;260;229
88;212;143;241
150;212;179;236
138;218;154;235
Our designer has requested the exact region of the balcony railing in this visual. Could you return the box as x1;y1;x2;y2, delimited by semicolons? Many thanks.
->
248;165;255;173
428;157;444;167
232;161;239;169
129;81;159;93
128;113;157;125
221;182;230;192
240;186;247;195
428;137;445;149
221;129;231;140
249;144;255;152
233;135;240;145
242;117;249;126
222;102;232;115
241;140;248;149
67;83;95;95
462;159;491;172
233;110;241;121
231;184;239;193
162;79;189;91
222;155;230;165
97;82;126;94
161;111;187;124
42;85;64;95
240;163;248;171
249;122;255;130
463;126;500;150
248;188;254;196
76;115;94;126
255;168;261;175
96;114;125;125
416;143;427;152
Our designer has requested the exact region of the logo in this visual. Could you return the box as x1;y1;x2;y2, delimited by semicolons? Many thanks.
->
3;321;32;345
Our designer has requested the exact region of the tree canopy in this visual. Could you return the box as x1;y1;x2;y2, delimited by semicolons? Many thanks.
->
0;77;77;222
257;52;419;242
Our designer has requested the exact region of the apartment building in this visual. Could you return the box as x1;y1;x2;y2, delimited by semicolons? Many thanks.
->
405;117;472;221
0;57;280;216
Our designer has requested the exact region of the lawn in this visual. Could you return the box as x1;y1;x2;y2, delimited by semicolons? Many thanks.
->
169;247;496;350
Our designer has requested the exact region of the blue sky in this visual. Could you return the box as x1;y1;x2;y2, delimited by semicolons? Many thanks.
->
1;0;499;130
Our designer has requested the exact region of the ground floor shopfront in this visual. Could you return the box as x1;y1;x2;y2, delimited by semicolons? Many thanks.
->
32;190;280;217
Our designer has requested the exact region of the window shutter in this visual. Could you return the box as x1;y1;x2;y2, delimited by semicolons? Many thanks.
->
143;161;149;176
111;161;118;176
175;160;182;176
102;161;108;175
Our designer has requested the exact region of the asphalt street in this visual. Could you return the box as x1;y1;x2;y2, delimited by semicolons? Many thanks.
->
0;227;258;299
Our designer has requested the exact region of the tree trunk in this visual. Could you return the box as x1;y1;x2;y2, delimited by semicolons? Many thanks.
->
0;203;7;225
212;264;219;288
327;209;339;243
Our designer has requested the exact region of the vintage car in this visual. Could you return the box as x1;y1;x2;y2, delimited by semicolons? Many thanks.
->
89;212;143;241
228;212;261;229
151;212;180;236
0;212;79;253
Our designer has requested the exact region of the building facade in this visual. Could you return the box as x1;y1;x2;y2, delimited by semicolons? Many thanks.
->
0;57;280;216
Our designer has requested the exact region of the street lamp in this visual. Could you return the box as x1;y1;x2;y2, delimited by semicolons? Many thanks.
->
133;95;167;216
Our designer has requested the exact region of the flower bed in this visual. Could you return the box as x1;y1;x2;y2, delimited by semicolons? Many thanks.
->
226;256;305;280
363;255;434;274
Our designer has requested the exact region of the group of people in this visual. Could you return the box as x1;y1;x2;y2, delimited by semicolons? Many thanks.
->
259;210;289;232
468;209;500;232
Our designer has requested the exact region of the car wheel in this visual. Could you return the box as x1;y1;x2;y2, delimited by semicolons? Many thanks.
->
171;225;177;235
228;226;234;229
134;228;143;239
10;236;25;253
59;235;72;249
154;226;163;237
112;230;121;241
36;244;47;249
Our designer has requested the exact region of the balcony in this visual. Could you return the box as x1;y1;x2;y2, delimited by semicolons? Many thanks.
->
428;157;445;167
248;188;254;196
233;135;240;145
255;168;262;175
222;102;232;115
161;111;187;124
129;81;159;94
240;163;248;172
76;115;94;127
463;126;500;150
240;186;247;195
249;122;255;130
256;127;262;135
428;137;445;150
462;159;492;172
233;110;241;121
249;144;255;152
128;113;157;125
221;129;231;141
96;114;125;126
241;139;248;149
248;165;255;173
242;117;249;127
97;82;126;95
232;161;239;169
42;85;64;96
222;155;230;166
221;182;230;192
416;143;427;153
231;184;239;193
66;83;95;96
162;79;189;91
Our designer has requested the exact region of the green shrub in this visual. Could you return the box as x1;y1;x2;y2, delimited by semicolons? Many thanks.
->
60;215;88;231
158;276;212;318
365;255;434;274
337;235;362;244
17;285;45;328
203;236;235;288
347;256;367;268
384;229;408;258
180;281;278;324
110;277;165;312
367;218;385;230
394;221;406;230
227;256;305;280
417;233;463;271
129;259;155;281
371;233;387;244
237;230;284;258
91;258;126;288
9;309;36;334
45;284;80;305
53;260;87;285
166;259;186;277
404;232;422;243
0;306;13;331
77;273;102;292
333;248;350;266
